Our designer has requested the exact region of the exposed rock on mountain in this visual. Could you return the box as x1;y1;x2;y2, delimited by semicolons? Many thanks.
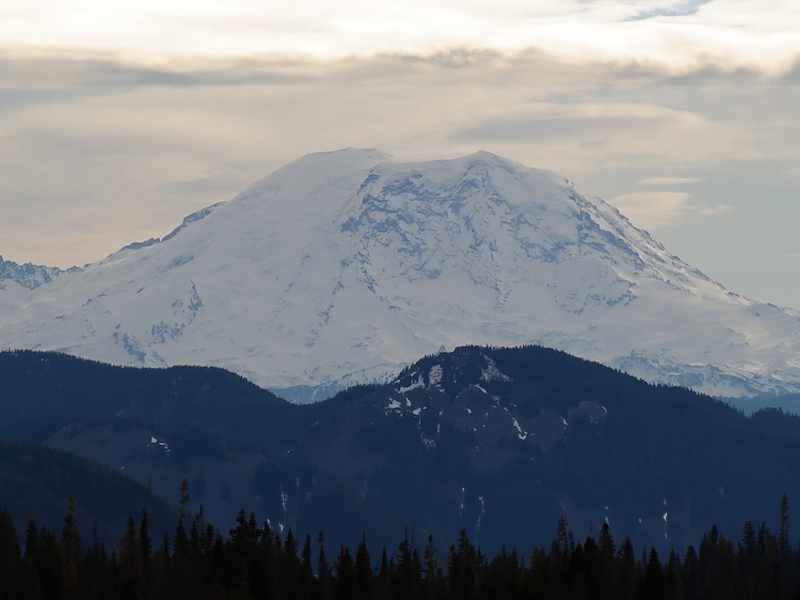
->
1;149;799;398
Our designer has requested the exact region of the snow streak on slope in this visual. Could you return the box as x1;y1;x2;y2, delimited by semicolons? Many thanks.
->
1;149;799;398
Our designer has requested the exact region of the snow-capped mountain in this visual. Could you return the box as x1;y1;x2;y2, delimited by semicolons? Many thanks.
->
1;148;799;399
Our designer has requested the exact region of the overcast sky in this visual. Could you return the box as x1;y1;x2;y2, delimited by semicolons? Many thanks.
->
2;0;799;307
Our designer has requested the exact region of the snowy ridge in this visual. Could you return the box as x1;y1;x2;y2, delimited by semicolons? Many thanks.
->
0;148;799;399
0;255;75;290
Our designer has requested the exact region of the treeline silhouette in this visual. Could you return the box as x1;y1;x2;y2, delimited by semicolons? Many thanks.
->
2;495;800;600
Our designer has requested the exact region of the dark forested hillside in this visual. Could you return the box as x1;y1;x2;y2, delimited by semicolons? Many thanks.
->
2;348;800;556
0;350;305;450
281;346;800;554
0;436;178;546
0;352;410;550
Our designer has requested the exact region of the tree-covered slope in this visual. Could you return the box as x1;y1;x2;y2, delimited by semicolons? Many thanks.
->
287;346;800;553
2;347;800;555
0;435;178;547
0;350;305;450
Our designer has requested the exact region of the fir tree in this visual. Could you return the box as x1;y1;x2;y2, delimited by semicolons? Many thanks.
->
780;493;792;578
61;496;81;560
0;509;20;600
354;530;372;600
24;514;38;559
317;533;332;600
423;533;440;600
334;544;356;600
644;547;663;599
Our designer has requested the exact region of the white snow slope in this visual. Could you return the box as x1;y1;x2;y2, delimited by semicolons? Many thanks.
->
2;148;800;399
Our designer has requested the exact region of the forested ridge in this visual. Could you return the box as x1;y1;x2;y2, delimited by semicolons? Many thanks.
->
11;348;800;562
8;348;800;557
2;496;800;600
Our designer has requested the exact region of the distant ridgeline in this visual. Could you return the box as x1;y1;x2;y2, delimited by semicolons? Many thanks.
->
0;498;798;600
3;348;800;557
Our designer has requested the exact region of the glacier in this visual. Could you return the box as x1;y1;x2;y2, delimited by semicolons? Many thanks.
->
1;148;800;400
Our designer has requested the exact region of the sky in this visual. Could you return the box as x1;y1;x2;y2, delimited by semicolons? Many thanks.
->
1;0;800;307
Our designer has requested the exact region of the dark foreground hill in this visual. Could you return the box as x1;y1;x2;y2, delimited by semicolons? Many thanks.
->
2;348;800;554
0;352;409;548
0;435;178;546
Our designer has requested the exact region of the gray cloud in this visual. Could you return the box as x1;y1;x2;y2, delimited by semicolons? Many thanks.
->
779;59;800;84
638;177;702;185
158;174;252;196
0;56;313;89
453;116;660;143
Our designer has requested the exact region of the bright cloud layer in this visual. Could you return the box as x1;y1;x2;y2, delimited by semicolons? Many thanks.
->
2;0;800;75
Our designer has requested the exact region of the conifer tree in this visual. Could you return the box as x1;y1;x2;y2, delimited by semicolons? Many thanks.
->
740;520;757;568
334;544;356;600
61;496;82;560
354;530;372;600
556;516;570;556
301;533;316;599
599;522;615;559
230;509;259;564
448;530;479;600
317;533;332;600
119;516;143;599
396;528;422;599
617;536;638;600
281;528;302;600
24;514;38;559
683;545;699;600
780;493;792;578
373;545;392;600
644;547;663;599
139;507;153;571
379;546;390;579
423;533;440;600
189;518;201;561
171;481;193;600
90;520;100;557
0;509;20;600
60;497;82;600
527;546;551;600
665;548;683;600
38;529;64;599
251;520;276;600
174;508;189;558
179;478;190;514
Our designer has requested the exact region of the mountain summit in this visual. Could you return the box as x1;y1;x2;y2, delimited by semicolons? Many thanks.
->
1;149;799;398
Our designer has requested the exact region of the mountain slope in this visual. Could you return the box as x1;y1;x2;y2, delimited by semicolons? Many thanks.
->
287;345;800;554
0;435;179;547
1;149;799;397
5;348;800;555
